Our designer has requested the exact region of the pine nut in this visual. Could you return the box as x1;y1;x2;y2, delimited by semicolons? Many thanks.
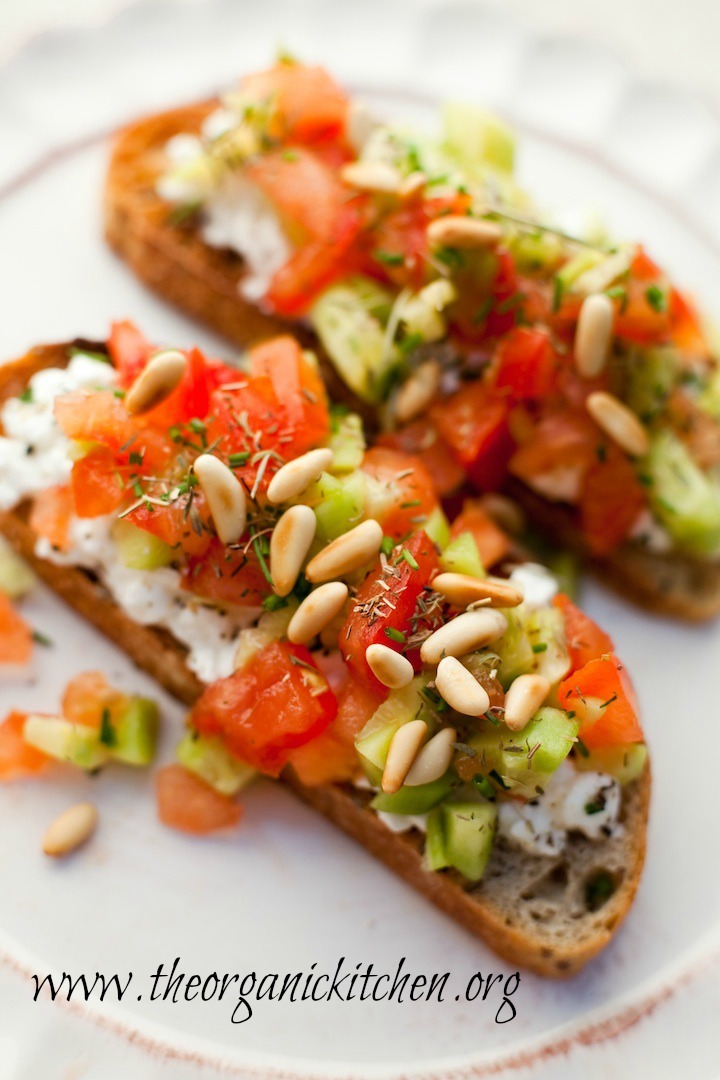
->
395;360;442;424
267;448;334;505
586;391;650;457
420;609;508;665
431;573;523;610
125;350;187;415
435;656;490;716
43;802;98;857
305;519;383;583
575;294;614;378
503;673;551;732
381;719;427;794
193;454;247;544
479;493;525;536
288;581;349;644
404;726;457;787
340;160;404;194
399;171;427;199
427;216;502;249
270;504;317;597
366;643;414;689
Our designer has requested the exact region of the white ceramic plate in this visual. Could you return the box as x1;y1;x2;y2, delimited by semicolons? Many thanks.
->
1;2;720;1077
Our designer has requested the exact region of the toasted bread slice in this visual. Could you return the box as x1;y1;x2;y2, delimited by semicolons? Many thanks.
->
105;105;720;621
0;340;649;977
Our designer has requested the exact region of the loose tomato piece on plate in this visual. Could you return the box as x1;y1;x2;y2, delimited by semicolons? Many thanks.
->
241;63;350;144
493;326;559;401
62;671;126;729
449;500;511;569
430;381;514;492
191;642;337;776
340;531;440;692
249;336;330;452
553;593;614;673
156;763;242;834
181;538;269;607
0;595;33;667
0;712;50;780
361;447;439;540
579;443;646;556
29;484;73;551
377;418;465;496
558;653;643;749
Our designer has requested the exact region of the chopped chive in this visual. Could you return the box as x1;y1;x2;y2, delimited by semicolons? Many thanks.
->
189;418;206;434
251;534;273;585
531;642;548;654
472;297;493;325
483;711;500;726
584;797;606;815
19;388;33;403
380;536;394;558
99;707;116;748
473;774;496;800
374;250;405;266
552;276;564;313
600;692;618;709
575;735;589;757
32;629;53;647
384;627;406;644
645;284;667;313
399;549;419;570
128;451;144;466
399;500;422;509
585;870;615;910
228;452;250;468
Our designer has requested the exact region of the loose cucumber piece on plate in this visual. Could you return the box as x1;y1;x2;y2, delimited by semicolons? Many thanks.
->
176;731;256;796
23;715;111;771
442;800;497;882
111;697;160;766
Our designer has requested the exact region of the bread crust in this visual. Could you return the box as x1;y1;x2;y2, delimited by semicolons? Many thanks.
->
0;341;649;977
105;105;720;620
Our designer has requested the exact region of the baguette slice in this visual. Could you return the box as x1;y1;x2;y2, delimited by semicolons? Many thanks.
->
105;104;720;620
0;341;649;977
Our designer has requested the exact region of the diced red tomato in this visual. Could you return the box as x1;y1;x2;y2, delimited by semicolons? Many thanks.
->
508;409;600;504
108;320;152;387
156;763;242;834
669;288;709;355
493;327;559;401
0;712;50;780
0;594;33;666
553;593;614;673
30;485;73;551
125;494;214;559
71;448;129;517
285;726;359;786
241;63;350;145
614;277;671;346
377;418;465;496
340;531;440;692
558;654;643;749
579;443;646;556
332;676;385;747
368;199;432;290
54;390;171;471
191;642;337;776
181;538;269;606
249;336;330;452
430;382;513;491
449;500;511;569
361;447;439;540
61;671;125;730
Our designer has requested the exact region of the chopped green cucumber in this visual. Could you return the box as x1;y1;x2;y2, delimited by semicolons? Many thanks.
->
424;807;449;870
111;698;159;766
439;532;484;579
371;773;454;815
644;430;720;556
624;348;678;422
328;410;366;474
310;278;398;403
113;520;175;570
0;537;35;598
400;280;457;342
510;230;564;273
442;102;515;174
311;472;366;543
423;506;451;549
575;742;647;785
23;715;110;771
176;730;256;795
556;250;604;292
469;707;580;798
234;600;297;670
355;676;432;784
494;606;570;688
442;800;497;881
